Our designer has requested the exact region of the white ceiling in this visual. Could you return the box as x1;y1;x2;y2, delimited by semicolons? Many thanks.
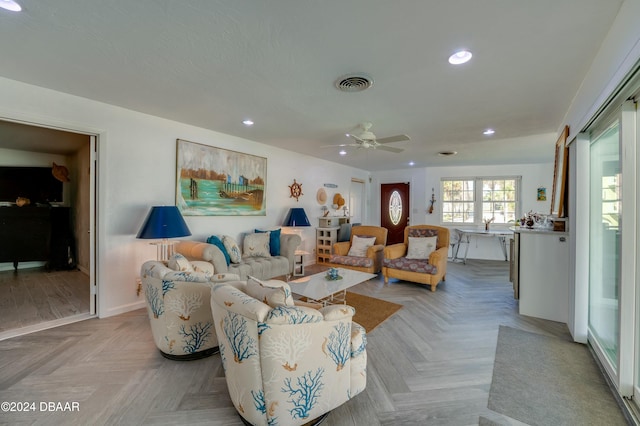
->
0;0;624;170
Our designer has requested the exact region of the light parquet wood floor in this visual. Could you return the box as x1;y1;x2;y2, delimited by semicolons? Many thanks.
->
0;267;90;336
0;260;615;425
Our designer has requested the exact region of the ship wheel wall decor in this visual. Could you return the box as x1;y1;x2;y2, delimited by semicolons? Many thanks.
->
289;179;303;201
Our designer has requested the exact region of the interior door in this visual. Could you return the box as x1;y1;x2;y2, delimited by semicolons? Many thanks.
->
381;182;409;245
349;178;365;224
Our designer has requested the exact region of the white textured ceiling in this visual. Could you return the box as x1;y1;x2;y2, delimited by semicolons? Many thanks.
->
0;0;624;170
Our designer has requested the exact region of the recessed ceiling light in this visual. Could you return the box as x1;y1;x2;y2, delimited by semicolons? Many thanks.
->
438;151;458;156
409;161;415;166
483;128;495;135
242;119;254;126
339;150;347;156
0;0;21;11
448;50;472;65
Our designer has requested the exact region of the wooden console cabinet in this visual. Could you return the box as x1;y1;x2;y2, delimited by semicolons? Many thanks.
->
0;206;75;271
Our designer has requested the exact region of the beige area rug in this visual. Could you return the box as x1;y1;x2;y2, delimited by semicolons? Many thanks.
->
345;292;402;332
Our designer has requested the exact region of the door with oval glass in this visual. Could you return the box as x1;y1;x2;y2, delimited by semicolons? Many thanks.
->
381;182;410;245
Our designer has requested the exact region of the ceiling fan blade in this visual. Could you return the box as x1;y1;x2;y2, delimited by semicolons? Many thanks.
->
376;134;410;144
321;143;359;148
348;134;367;143
375;145;404;153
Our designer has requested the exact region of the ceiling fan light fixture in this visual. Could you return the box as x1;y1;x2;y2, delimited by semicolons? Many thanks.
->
0;0;21;11
438;150;458;156
335;73;374;92
448;50;472;65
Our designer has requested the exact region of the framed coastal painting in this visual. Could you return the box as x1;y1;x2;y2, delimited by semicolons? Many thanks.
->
175;139;267;216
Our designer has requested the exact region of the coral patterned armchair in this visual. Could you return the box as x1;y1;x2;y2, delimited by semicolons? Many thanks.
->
326;225;388;273
141;259;239;360
211;278;367;426
382;225;450;292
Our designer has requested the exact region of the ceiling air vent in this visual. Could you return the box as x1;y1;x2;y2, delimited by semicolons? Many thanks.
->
335;73;373;92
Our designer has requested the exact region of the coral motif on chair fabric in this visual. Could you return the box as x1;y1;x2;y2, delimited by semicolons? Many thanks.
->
141;260;228;360
211;281;367;425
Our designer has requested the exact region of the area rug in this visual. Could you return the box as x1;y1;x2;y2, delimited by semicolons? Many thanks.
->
488;325;627;425
345;292;402;333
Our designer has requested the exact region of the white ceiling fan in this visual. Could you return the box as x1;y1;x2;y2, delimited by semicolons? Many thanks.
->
324;122;410;153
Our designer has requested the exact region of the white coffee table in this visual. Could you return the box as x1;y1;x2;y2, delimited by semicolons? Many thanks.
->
289;268;376;306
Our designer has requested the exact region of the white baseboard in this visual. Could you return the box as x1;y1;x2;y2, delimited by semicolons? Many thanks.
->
101;301;146;318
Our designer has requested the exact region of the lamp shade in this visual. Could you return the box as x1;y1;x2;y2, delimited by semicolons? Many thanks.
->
136;206;191;239
283;208;311;227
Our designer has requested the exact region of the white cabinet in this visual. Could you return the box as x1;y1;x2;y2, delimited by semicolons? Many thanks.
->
516;230;569;323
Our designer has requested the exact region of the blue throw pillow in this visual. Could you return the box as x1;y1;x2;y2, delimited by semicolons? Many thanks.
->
255;228;281;256
206;235;231;266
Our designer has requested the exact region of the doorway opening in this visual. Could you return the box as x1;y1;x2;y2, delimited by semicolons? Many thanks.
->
0;118;97;340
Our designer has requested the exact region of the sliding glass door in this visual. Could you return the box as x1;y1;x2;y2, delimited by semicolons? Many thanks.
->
588;100;636;399
588;118;621;369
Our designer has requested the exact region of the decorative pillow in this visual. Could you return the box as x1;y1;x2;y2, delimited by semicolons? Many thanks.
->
206;235;231;266
246;276;294;308
347;235;376;257
222;235;242;263
406;236;437;259
408;228;439;238
167;253;193;272
244;232;271;258
190;260;214;277
256;228;281;256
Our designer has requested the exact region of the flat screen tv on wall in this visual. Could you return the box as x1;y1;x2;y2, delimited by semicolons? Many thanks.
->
0;166;63;204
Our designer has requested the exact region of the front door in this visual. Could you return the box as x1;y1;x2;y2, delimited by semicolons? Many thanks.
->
381;182;410;245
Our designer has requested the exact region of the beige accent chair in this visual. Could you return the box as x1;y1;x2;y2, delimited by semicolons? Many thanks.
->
382;225;450;292
325;225;388;273
211;279;367;425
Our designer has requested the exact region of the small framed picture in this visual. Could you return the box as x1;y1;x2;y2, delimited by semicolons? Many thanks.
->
537;187;547;201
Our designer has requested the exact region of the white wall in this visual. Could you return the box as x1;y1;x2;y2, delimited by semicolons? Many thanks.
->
0;76;368;317
372;162;554;260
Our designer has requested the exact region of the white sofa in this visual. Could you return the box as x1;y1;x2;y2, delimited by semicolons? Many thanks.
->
211;278;367;426
175;233;301;280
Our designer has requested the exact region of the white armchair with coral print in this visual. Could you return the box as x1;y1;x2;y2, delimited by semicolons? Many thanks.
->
141;257;241;360
210;278;367;426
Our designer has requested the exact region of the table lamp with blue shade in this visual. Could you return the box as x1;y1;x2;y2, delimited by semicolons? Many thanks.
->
283;207;311;227
137;206;191;262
